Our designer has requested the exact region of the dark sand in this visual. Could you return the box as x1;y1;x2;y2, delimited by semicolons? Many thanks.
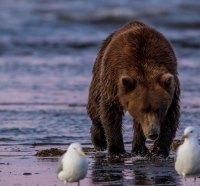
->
1;144;199;186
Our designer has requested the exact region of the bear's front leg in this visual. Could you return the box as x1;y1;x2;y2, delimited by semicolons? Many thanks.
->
151;129;172;158
100;100;125;156
132;121;148;156
151;100;179;159
151;123;175;158
90;120;107;151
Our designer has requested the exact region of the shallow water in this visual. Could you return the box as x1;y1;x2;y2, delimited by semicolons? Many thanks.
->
0;0;200;185
0;144;199;186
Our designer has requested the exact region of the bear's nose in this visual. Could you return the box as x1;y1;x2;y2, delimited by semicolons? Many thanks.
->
149;129;159;140
149;133;159;140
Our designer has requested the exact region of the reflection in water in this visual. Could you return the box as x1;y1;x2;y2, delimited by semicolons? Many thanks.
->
91;155;125;185
91;155;182;186
131;159;181;186
133;170;150;185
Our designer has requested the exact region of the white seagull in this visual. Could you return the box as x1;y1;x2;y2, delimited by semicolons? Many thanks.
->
175;126;200;183
57;143;88;186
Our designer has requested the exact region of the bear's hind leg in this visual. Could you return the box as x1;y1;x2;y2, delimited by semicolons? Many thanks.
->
132;121;148;156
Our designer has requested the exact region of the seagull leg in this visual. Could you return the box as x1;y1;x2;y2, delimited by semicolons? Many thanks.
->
64;180;67;186
193;176;196;186
78;181;80;186
183;177;186;186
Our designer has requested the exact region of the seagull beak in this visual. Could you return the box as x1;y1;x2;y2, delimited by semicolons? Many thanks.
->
76;149;85;156
181;134;188;140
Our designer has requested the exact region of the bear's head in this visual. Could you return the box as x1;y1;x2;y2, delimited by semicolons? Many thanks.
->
118;73;175;140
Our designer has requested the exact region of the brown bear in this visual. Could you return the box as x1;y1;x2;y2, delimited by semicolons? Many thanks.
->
87;21;180;158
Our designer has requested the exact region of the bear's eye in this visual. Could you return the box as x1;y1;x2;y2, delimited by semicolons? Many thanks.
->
120;76;136;93
159;73;174;92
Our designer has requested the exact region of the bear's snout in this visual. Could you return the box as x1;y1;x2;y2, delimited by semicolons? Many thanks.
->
142;113;160;140
149;128;159;140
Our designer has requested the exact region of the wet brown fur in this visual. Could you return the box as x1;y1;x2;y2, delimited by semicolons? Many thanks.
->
87;21;180;157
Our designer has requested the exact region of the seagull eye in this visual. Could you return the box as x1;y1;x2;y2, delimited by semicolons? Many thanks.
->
190;131;193;133
73;147;76;150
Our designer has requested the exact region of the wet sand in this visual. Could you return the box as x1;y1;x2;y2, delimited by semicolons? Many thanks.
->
1;144;199;186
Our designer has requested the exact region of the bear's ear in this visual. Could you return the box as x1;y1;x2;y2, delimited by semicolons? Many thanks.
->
160;73;174;91
119;76;136;93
